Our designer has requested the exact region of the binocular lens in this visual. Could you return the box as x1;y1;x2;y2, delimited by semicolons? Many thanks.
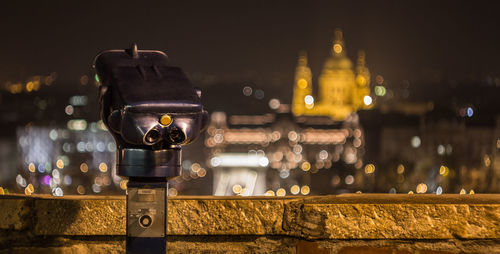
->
169;127;186;144
144;129;161;144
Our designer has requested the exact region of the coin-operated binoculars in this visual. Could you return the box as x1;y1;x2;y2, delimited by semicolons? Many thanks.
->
94;44;208;254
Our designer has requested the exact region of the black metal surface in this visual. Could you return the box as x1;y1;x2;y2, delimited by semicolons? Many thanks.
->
94;44;208;254
118;148;181;178
126;237;166;254
94;43;209;154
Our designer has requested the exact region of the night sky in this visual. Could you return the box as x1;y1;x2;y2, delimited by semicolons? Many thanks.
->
0;0;499;88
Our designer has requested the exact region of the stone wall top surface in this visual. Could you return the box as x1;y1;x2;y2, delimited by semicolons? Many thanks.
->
1;194;499;240
3;193;499;203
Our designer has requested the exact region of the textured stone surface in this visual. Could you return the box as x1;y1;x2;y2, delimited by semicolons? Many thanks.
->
283;194;500;240
0;197;32;230
34;197;126;235
2;243;124;254
167;236;297;254
167;198;285;235
287;203;499;239
315;239;500;254
1;194;499;238
0;194;499;253
2;237;499;254
1;236;296;254
30;196;285;236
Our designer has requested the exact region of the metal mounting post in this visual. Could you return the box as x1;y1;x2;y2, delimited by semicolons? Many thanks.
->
126;180;167;254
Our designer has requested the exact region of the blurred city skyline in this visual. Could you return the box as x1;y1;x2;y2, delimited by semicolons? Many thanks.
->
0;1;499;196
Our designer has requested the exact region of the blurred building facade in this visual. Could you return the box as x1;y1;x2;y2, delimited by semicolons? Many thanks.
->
1;73;126;196
205;110;366;196
204;29;372;196
1;30;499;196
292;29;372;121
377;119;500;194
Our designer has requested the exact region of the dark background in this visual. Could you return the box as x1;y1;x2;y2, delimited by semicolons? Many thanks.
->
1;0;499;90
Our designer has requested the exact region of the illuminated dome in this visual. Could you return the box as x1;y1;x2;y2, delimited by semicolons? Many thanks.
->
322;29;352;71
292;28;372;121
323;55;353;70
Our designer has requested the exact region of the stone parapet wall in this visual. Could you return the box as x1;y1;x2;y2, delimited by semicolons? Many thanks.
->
0;194;499;253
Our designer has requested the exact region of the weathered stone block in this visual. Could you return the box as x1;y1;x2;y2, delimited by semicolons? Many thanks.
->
0;197;32;230
3;243;124;254
294;204;500;239
1;194;499;253
167;236;296;254
34;197;126;235
167;198;284;235
283;194;500;239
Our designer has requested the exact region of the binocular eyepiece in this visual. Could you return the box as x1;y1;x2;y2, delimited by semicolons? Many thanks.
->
94;44;208;178
144;125;188;145
142;112;207;146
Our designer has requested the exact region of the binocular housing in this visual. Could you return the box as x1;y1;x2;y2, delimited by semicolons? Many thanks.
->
94;44;208;178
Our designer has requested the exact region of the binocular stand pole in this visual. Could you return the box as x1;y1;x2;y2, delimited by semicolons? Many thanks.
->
125;178;168;254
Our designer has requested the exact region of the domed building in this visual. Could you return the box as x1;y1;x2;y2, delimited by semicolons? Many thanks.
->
201;29;373;196
292;29;372;121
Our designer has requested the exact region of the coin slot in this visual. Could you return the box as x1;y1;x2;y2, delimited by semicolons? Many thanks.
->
139;214;153;228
